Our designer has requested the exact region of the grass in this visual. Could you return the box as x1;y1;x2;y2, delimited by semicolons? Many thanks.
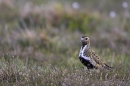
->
0;54;130;85
0;0;130;85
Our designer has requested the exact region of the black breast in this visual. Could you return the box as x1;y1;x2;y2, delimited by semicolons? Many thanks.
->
79;57;94;69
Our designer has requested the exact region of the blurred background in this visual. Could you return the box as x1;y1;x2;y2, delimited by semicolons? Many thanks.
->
0;0;130;65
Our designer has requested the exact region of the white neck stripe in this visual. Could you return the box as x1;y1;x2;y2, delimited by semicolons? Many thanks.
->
79;45;91;61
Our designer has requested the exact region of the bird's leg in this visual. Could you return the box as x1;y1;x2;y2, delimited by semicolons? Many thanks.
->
87;67;90;71
96;69;100;73
84;67;90;74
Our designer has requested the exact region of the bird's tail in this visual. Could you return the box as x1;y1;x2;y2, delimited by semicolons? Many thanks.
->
104;63;113;70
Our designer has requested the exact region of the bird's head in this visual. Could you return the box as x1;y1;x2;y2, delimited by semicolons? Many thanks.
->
80;36;90;47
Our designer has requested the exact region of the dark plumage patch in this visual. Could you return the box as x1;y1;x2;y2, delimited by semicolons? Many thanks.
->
79;57;94;69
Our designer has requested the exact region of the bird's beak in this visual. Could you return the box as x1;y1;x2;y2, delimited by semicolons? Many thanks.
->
80;38;84;42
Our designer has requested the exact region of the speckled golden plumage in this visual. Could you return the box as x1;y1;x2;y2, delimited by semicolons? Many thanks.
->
79;36;112;70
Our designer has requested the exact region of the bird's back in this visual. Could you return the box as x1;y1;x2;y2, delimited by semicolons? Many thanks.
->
85;48;112;69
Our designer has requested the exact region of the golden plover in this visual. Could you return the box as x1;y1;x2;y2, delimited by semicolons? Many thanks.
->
79;36;112;70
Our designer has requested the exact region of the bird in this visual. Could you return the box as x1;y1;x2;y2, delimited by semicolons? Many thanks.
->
79;36;112;70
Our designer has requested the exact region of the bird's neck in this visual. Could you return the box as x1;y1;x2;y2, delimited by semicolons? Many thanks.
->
82;43;90;49
79;43;90;57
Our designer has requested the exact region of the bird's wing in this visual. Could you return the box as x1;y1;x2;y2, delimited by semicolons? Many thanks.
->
83;49;98;66
85;49;112;69
90;50;103;65
91;50;113;69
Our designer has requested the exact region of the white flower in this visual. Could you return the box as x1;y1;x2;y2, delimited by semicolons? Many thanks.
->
122;2;128;8
110;11;116;18
72;2;79;9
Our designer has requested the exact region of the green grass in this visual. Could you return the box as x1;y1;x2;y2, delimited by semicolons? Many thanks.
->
0;0;130;85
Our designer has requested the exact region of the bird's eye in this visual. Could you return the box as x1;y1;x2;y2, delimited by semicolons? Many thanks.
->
85;38;88;40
